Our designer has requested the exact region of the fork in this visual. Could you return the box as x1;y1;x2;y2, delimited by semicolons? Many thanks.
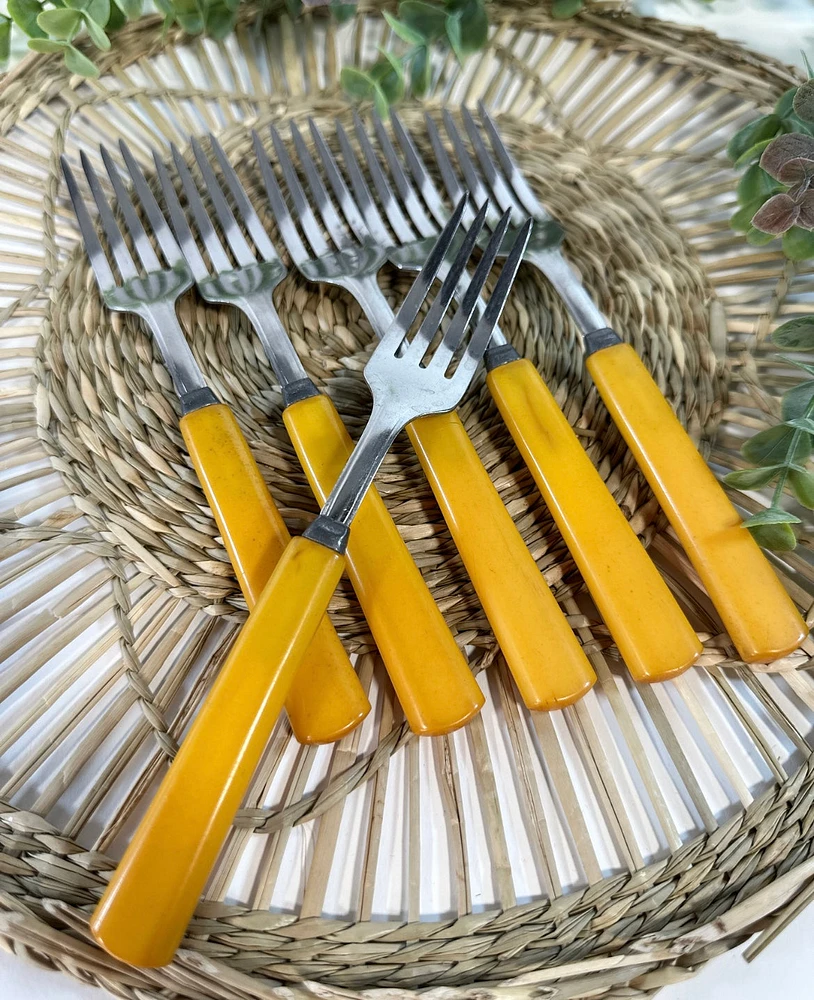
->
438;103;808;665
347;110;702;684
255;121;597;713
151;133;483;737
89;201;528;968
61;147;368;747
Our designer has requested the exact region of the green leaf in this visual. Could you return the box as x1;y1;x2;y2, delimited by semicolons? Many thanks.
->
773;316;814;350
776;86;797;118
0;17;11;64
83;13;110;49
369;50;405;105
446;11;463;62
731;199;765;233
748;520;798;551
27;36;68;51
204;1;236;39
726;115;781;163
37;7;81;38
106;2;125;30
783;226;814;261
746;226;778;247
783;381;814;421
785;416;814;435
173;0;204;34
793;79;814;122
457;0;488;55
372;80;389;118
551;0;583;18
65;0;109;25
340;65;375;101
285;0;303;16
399;1;448;41
63;42;99;75
329;1;356;24
384;11;424;44
724;465;784;489
410;44;431;98
8;0;46;38
789;468;814;508
112;0;141;18
734;137;776;168
742;423;812;465
153;0;174;17
737;163;781;206
782;356;814;379
743;507;802;526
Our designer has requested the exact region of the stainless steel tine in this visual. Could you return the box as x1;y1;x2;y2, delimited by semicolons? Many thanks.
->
352;111;419;244
268;123;332;259
389;110;452;229
440;110;507;229
289;120;357;250
402;200;489;364
152;151;209;283
251;129;311;268
117;141;186;269
169;142;233;276
190;136;256;267
99;145;163;273
371;111;437;238
424;114;473;224
307;117;386;246
333;118;395;245
478;100;550;221
207;133;282;264
61;156;116;293
460;106;528;224
79;150;139;281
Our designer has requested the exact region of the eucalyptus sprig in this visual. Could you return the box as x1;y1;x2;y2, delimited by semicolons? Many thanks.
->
724;318;814;551
340;0;489;114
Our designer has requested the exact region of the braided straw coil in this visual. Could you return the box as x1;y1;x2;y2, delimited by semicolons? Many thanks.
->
1;2;814;998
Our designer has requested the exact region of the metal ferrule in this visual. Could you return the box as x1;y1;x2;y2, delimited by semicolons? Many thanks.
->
282;378;321;407
583;328;623;357
178;386;220;414
303;515;350;555
485;343;521;371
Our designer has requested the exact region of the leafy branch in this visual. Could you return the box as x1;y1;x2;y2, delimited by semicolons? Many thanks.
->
724;317;814;551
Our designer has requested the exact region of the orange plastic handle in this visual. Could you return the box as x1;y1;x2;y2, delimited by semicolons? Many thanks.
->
406;410;596;709
283;394;484;735
90;536;346;967
586;342;808;662
487;358;702;682
180;403;369;742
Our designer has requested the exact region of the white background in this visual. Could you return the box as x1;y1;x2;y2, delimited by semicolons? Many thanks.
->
2;1;813;998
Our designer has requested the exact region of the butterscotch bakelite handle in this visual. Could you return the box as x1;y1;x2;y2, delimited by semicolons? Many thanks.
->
586;342;808;663
180;403;369;742
406;409;596;709
283;393;484;735
487;358;702;682
90;536;346;967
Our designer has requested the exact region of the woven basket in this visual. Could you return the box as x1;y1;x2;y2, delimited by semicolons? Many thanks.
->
1;2;814;997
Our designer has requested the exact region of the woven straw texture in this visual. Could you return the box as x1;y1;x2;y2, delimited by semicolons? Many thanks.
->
1;2;814;998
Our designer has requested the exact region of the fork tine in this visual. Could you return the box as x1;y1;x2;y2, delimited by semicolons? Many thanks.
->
384;194;468;351
403;200;489;363
190;136;255;268
207;134;281;265
307;117;379;245
251;129;311;267
389;110;449;229
152;150;209;284
99;145;162;273
454;217;533;387
460;107;526;222
478;101;548;221
79;150;139;281
289;121;353;251
352;111;416;244
334;119;393;246
268;122;330;259
61;155;118;292
440;111;505;228
117;141;184;269
371;111;435;239
170;143;232;275
424;114;470;219
430;207;513;371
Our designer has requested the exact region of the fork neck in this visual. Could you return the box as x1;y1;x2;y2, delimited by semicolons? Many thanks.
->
343;276;397;340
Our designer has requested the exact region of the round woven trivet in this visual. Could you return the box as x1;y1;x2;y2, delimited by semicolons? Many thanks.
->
1;3;813;999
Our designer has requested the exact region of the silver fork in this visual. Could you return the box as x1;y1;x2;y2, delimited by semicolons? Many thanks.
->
154;134;483;738
357;110;703;684
89;205;530;970
61;142;367;747
254;121;597;713
439;104;808;667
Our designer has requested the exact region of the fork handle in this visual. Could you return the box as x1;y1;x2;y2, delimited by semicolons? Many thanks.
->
406;410;596;709
180;403;369;742
487;356;701;682
283;393;484;734
90;535;345;967
585;340;808;662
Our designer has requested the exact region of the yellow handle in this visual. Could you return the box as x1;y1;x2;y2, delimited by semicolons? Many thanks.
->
586;342;808;663
90;536;346;967
406;410;596;709
180;403;369;743
283;394;484;734
487;358;702;682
